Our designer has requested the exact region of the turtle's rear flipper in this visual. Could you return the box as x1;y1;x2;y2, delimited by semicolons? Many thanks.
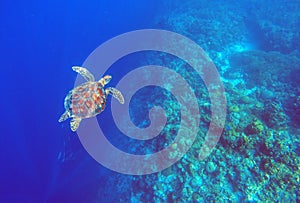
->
106;87;124;104
59;111;70;122
70;117;82;131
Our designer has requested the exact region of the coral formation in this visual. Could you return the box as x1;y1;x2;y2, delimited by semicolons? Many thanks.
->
95;1;300;202
245;118;264;135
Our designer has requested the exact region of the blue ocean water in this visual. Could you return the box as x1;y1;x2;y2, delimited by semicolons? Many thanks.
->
1;0;299;202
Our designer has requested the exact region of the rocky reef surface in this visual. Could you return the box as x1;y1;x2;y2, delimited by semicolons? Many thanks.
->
89;1;300;202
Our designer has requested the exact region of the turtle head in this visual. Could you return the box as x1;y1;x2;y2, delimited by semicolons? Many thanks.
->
99;75;112;86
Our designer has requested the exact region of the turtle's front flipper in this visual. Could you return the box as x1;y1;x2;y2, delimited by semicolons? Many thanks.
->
72;66;95;82
70;117;82;131
59;111;70;122
106;87;124;104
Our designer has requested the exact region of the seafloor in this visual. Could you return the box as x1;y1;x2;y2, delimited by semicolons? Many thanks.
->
63;1;300;202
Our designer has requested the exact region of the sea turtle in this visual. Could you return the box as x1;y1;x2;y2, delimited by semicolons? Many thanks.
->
59;66;124;131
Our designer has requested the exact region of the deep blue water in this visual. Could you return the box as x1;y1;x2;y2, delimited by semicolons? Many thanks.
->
1;0;300;202
1;1;160;202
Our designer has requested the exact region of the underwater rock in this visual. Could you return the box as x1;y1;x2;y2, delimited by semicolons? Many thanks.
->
229;50;300;88
240;95;254;104
159;1;250;54
206;161;217;174
192;192;203;202
259;87;275;100
244;118;264;135
262;100;287;129
147;2;300;202
229;105;240;113
285;93;300;127
248;0;300;53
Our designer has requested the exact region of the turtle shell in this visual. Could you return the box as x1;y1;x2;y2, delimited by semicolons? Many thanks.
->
65;82;107;118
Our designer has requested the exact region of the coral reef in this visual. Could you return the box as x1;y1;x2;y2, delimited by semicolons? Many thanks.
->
262;100;288;129
248;0;300;53
94;1;300;202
